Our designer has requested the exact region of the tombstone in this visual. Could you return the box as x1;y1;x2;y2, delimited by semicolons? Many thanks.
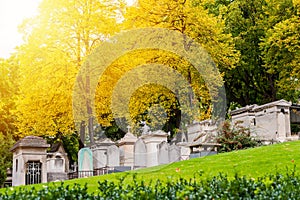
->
169;144;180;163
91;138;115;169
107;145;120;167
141;130;168;167
134;138;147;169
119;146;125;165
187;122;202;143
176;132;188;143
179;145;191;161
158;141;169;165
10;136;50;186
46;142;69;182
118;126;138;168
78;148;93;177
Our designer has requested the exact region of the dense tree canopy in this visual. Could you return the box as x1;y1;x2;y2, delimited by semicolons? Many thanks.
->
15;0;121;138
261;0;300;102
206;0;300;106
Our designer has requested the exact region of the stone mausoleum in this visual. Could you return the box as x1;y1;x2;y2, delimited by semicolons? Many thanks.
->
10;136;69;186
230;99;300;143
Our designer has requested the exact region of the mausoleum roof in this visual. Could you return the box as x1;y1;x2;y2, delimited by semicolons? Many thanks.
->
118;132;138;145
92;138;115;147
10;135;50;152
230;99;292;115
253;99;291;111
48;142;62;153
230;104;257;116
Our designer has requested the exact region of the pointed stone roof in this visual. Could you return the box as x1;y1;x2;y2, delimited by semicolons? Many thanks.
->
92;138;115;147
118;132;138;145
150;130;168;136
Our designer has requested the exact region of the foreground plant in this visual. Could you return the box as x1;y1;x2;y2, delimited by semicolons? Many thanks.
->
1;169;300;199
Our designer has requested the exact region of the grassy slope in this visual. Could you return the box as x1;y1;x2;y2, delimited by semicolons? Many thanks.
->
3;140;300;194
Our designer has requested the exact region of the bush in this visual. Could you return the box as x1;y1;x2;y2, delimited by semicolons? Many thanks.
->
217;120;258;153
2;170;300;199
0;133;14;187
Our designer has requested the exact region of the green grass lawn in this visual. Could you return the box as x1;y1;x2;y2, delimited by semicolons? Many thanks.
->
3;140;300;194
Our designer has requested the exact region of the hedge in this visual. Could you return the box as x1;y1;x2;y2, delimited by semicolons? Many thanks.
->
1;170;300;199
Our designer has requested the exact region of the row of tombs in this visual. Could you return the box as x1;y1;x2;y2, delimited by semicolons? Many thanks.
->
8;99;300;186
10;121;219;186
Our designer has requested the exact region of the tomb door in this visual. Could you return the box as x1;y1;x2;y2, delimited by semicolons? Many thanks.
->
25;161;42;185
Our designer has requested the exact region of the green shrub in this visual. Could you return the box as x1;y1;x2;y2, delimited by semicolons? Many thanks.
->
2;170;300;199
217;120;258;152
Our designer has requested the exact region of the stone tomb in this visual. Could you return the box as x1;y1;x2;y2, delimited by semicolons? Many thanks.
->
107;145;120;167
231;99;295;143
133;138;147;169
168;144;181;163
90;138;120;169
118;128;138;168
185;120;219;158
179;145;191;161
158;141;169;165
140;130;168;167
46;142;69;182
10;136;50;186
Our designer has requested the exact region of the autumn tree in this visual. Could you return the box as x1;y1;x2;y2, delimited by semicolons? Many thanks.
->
100;0;239;133
0;57;18;137
15;0;121;140
94;50;192;137
0;57;18;186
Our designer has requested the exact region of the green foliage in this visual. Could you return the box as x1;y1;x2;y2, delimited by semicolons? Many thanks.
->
1;183;91;200
261;12;300;102
0;58;18;186
221;0;272;106
217;120;258;152
102;121;126;141
3;170;300;199
0;133;14;187
206;0;299;106
44;132;80;164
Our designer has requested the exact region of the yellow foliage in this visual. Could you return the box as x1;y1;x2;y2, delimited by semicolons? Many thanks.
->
15;0;120;137
14;0;237;137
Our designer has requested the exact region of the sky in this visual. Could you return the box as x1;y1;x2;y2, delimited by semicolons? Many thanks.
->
0;0;136;59
0;0;41;59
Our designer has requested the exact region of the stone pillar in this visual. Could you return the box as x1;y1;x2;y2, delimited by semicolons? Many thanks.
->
277;112;286;139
